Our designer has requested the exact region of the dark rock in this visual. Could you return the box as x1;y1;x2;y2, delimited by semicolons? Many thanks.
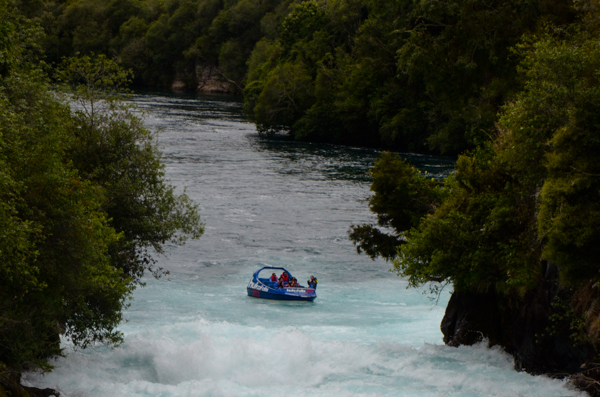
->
24;387;60;397
441;289;502;346
441;261;589;374
0;374;59;397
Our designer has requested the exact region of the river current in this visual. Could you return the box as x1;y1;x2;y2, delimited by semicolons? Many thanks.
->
27;93;582;396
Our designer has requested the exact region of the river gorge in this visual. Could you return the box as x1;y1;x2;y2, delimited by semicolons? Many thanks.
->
26;92;582;397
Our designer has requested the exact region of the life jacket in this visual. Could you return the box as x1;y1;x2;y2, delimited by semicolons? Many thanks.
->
270;275;277;282
282;273;289;281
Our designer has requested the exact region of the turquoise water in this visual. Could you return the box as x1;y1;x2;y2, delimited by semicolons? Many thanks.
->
26;93;582;396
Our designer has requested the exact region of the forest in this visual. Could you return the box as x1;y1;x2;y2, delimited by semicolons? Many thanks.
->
15;0;576;153
3;0;600;393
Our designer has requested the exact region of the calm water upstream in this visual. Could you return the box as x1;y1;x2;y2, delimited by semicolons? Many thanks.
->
27;93;582;396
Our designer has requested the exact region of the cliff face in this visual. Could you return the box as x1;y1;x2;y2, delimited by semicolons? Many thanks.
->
195;63;236;94
441;262;590;373
0;374;59;397
441;262;600;394
171;63;237;94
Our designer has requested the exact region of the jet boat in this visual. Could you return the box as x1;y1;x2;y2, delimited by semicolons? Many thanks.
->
247;266;317;301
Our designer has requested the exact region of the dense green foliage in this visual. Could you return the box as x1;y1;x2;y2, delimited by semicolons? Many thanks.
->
0;2;203;379
10;0;575;154
18;0;297;89
353;4;600;301
244;0;573;152
349;152;443;261
56;54;203;283
527;30;600;285
401;24;600;293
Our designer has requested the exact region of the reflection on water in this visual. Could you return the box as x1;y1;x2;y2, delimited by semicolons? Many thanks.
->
133;90;245;120
253;138;455;183
134;91;455;184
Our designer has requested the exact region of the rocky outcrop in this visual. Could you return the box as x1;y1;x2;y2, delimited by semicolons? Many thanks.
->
0;374;59;397
441;289;502;347
195;63;236;94
171;79;187;91
170;63;237;94
441;262;590;374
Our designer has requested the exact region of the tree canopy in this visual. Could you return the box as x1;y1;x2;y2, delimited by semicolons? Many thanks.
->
9;0;576;155
0;2;203;380
393;24;600;294
243;0;570;153
20;0;297;89
351;5;600;305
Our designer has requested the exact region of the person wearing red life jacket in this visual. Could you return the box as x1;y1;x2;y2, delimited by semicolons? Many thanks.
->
270;273;277;282
281;272;289;285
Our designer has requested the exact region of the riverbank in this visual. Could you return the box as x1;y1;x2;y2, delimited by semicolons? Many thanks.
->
442;262;600;396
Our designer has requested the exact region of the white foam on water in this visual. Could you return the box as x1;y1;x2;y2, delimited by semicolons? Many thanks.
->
26;332;583;397
26;278;584;397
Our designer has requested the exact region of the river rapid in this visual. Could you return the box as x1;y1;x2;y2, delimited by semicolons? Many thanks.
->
27;93;582;397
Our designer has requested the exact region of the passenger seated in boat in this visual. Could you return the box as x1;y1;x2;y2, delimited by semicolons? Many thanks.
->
289;278;299;288
307;276;318;289
281;272;289;284
278;276;284;289
270;273;277;282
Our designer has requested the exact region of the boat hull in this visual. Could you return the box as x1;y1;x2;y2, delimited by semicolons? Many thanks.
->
247;288;316;301
247;266;317;301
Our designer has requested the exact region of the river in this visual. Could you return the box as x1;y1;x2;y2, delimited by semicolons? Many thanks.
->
27;93;582;396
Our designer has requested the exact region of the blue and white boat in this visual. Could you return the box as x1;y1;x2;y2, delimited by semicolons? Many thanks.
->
247;266;317;301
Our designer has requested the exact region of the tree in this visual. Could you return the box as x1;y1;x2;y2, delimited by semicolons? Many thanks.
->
1;8;128;376
394;146;542;293
390;26;600;295
509;32;600;284
349;152;443;261
0;11;203;380
253;61;315;134
55;54;204;284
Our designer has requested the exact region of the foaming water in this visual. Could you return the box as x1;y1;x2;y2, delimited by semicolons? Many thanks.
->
26;92;581;396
